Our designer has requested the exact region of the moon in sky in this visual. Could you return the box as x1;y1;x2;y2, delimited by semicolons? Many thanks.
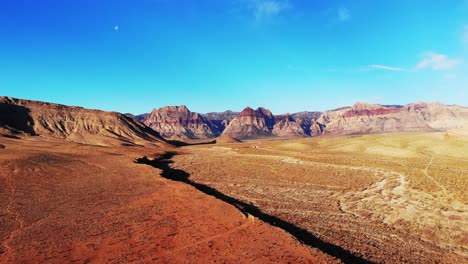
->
114;26;119;31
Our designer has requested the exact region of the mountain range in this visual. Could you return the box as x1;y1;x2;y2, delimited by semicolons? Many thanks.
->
2;96;468;143
135;102;468;140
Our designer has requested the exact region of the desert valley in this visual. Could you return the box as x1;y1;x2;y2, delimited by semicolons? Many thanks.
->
0;96;467;263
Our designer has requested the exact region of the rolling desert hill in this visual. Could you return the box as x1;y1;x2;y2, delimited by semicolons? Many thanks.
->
0;97;168;147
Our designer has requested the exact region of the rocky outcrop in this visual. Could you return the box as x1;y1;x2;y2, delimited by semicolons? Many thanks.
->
0;97;168;147
317;102;468;135
143;105;219;140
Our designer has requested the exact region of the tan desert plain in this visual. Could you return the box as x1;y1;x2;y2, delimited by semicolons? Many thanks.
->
0;96;467;264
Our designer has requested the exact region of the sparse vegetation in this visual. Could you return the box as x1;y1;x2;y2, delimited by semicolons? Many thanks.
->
173;132;468;263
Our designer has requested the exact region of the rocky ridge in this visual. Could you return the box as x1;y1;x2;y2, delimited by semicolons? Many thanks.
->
0;97;168;147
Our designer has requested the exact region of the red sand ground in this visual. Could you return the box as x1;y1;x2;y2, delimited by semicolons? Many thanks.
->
0;137;337;263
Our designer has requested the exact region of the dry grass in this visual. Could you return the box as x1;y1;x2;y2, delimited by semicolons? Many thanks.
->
174;132;468;263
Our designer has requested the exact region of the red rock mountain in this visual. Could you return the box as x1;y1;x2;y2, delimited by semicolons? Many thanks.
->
143;105;219;140
222;107;312;139
318;102;468;135
272;114;307;137
222;107;275;139
220;102;468;139
0;97;168;147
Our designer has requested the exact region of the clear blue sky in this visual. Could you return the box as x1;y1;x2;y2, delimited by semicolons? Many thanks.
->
1;0;467;114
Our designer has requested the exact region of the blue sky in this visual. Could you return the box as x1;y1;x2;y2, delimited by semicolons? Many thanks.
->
1;0;467;114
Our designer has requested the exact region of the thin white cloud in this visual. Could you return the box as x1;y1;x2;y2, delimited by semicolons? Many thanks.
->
463;25;468;44
443;73;456;79
245;0;290;22
416;52;461;70
338;7;350;22
368;64;407;72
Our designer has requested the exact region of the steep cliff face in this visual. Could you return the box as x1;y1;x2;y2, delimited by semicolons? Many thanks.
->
317;102;468;135
143;105;219;139
0;97;168;147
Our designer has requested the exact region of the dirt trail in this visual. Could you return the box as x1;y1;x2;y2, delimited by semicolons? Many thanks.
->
423;155;448;195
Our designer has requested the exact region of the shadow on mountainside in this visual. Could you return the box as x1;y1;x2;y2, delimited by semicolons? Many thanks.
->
0;103;36;136
135;152;373;264
166;140;216;147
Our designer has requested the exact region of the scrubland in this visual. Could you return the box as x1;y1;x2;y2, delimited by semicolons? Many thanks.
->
174;132;468;263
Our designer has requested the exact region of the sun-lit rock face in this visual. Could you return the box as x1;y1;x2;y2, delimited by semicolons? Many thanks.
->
315;102;468;135
0;96;168;147
222;107;274;139
143;105;219;140
222;107;313;138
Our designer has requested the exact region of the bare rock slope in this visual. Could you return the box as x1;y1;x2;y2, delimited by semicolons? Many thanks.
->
143;105;220;140
222;107;321;139
222;107;276;139
319;102;468;135
0;97;167;147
